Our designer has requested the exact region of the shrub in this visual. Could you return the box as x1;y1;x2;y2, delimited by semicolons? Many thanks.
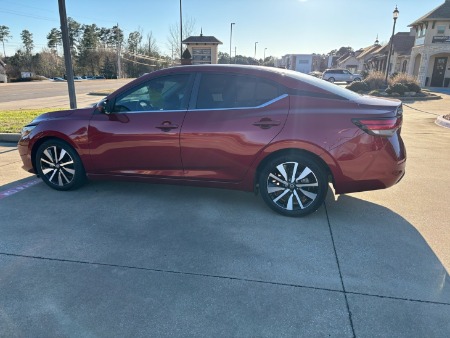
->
346;81;369;92
181;48;191;59
360;70;369;79
369;90;381;96
363;71;386;90
406;82;421;93
389;73;421;93
386;83;408;96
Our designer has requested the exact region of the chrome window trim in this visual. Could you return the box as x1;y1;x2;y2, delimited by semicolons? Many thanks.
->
191;93;288;112
113;108;187;114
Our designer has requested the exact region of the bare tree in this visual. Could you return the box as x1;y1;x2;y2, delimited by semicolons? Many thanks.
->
167;17;196;60
144;31;160;56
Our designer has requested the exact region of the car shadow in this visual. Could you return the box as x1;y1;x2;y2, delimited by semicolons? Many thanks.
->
325;192;450;304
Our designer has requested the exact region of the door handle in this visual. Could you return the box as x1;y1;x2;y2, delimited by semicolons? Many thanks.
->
252;118;281;129
156;121;179;132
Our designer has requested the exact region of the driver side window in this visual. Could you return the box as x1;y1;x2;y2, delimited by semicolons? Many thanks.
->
113;74;191;113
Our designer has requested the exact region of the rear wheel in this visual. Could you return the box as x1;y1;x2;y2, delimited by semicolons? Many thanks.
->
259;154;328;217
35;139;86;191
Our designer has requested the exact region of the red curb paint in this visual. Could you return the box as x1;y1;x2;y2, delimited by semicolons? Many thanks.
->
0;179;41;200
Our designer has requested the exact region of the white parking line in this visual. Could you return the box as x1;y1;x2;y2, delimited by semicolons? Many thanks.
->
0;179;41;200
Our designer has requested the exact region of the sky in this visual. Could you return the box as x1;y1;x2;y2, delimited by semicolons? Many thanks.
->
0;0;445;59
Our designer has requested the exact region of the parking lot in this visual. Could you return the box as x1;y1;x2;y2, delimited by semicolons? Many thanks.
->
0;91;449;336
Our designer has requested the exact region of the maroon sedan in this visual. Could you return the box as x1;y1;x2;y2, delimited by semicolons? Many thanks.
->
18;65;406;216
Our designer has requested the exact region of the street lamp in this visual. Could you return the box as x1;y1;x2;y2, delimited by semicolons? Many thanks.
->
254;41;258;60
180;0;183;60
230;23;235;64
385;5;399;84
263;47;267;65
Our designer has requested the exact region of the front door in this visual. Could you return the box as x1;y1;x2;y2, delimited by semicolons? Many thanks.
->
431;57;447;87
88;73;193;178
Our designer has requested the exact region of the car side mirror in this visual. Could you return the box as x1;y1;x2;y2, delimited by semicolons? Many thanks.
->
96;99;111;114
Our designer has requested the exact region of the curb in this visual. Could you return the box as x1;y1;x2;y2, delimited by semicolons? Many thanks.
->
0;133;20;143
435;116;450;129
399;95;442;102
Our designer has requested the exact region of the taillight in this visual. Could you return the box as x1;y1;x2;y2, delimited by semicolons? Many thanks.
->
352;116;402;137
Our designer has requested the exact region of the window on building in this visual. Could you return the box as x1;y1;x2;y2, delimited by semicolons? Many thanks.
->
402;60;407;73
437;25;446;35
192;48;212;64
418;27;427;37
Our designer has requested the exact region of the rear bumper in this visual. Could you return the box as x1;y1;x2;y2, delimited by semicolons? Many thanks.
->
331;133;406;194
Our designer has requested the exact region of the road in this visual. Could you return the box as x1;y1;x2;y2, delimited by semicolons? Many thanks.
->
0;79;133;109
0;93;449;336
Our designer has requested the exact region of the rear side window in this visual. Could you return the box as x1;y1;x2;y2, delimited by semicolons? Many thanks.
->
196;73;282;109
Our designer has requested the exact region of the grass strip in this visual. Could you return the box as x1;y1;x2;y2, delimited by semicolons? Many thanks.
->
0;108;64;133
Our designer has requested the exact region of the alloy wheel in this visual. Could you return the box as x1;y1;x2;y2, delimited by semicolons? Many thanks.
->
266;161;319;211
36;140;85;190
39;145;76;187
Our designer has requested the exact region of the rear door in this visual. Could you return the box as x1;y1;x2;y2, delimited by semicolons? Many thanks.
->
180;72;289;182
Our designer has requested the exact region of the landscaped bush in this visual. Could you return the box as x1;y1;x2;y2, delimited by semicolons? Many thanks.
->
360;70;369;80
346;81;369;92
387;83;408;96
363;71;386;90
389;73;421;93
369;90;382;96
406;82;421;93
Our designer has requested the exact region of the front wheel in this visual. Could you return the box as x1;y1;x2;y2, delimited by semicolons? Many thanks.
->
327;77;335;83
35;139;86;191
259;154;328;217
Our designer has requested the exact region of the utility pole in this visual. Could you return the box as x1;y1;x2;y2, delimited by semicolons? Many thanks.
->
58;0;76;109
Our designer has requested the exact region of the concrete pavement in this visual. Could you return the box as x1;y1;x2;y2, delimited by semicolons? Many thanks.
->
0;90;449;336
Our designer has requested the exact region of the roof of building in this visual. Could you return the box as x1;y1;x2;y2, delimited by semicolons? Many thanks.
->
338;53;359;64
182;34;222;44
356;44;382;59
409;0;450;26
391;32;415;54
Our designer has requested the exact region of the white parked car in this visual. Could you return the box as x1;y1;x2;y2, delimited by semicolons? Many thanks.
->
322;69;362;83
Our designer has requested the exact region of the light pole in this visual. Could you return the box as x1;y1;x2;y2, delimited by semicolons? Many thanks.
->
180;0;183;60
230;23;235;64
263;47;267;65
254;41;258;60
385;6;399;84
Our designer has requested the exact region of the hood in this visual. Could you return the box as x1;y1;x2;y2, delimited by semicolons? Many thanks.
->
31;107;95;124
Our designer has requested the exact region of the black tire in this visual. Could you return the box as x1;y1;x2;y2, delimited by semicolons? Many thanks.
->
259;154;328;217
354;77;361;82
35;139;86;191
328;77;335;83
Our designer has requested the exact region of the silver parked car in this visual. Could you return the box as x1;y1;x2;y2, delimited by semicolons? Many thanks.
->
322;69;361;83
